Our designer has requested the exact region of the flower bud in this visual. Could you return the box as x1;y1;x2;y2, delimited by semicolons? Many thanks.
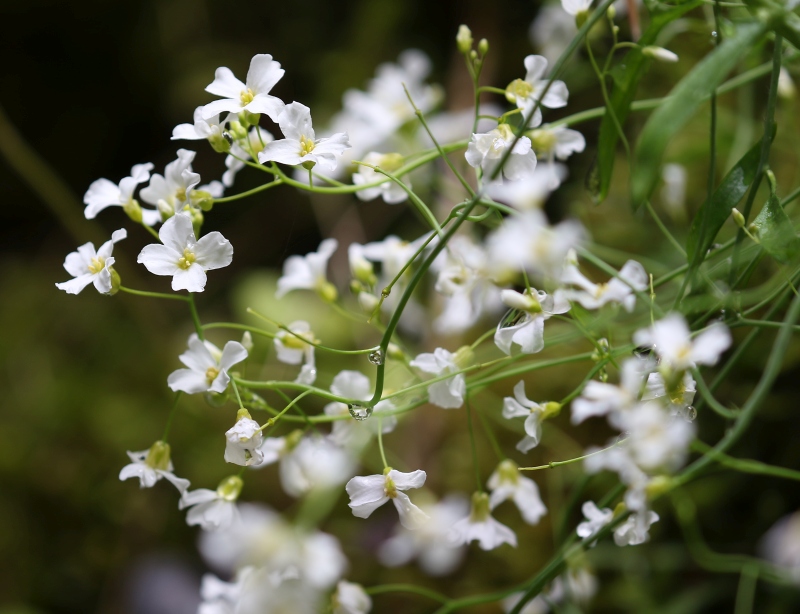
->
575;10;589;28
387;343;405;361
192;190;215;212
205;390;229;407
778;67;796;100
358;291;379;314
240;110;260;127
731;208;746;229
645;475;674;499
642;46;679;63
456;25;473;54
229;120;248;141
241;331;254;353
606;5;616;19
123;198;143;223
216;475;243;501
454;345;475;369
209;132;231;153
317;280;338;303
301;160;317;171
157;198;175;221
478;38;489;56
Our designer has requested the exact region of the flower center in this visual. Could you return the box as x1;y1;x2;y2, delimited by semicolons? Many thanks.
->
240;88;255;105
593;282;609;298
384;475;398;499
87;256;105;275
505;78;534;104
177;248;197;270
205;366;220;385
299;135;316;157
175;188;187;203
530;128;557;153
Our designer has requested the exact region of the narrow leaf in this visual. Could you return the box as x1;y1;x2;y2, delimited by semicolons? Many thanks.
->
631;21;767;209
752;192;800;264
595;0;702;202
685;136;769;263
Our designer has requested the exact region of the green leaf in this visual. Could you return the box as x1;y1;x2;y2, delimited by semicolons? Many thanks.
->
752;191;800;264
685;136;770;264
595;0;702;202
631;21;768;209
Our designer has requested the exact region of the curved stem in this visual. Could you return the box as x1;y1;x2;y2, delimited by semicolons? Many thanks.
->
119;286;189;302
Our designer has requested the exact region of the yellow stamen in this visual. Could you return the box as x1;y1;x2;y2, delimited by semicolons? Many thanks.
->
177;248;197;270
299;135;315;157
87;256;105;274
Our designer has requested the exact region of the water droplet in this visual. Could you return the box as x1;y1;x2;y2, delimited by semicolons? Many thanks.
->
685;406;697;422
711;30;718;38
348;403;373;421
368;349;384;365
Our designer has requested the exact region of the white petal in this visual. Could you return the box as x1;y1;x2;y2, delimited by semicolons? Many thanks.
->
171;264;208;292
205;66;246;99
168;368;211;394
194;232;234;270
393;492;430;530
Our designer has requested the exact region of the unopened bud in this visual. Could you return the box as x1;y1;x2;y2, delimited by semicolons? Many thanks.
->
457;25;473;54
454;345;475;368
606;5;616;19
575;10;589;28
642;46;679;63
157;199;175;221
387;343;405;361
240;111;260;127
192;190;215;212
317;281;338;303
241;331;254;353
478;38;489;56
358;291;380;314
731;208;746;229
230;120;248;141
209;132;231;153
778;67;796;100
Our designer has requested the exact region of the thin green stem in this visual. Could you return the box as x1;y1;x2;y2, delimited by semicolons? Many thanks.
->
260;390;313;430
161;392;182;442
735;565;759;614
230;378;245;410
119;286;189;302
519;438;624;472
214;179;283;203
364;584;450;604
187;294;204;339
465;397;483;492
203;322;275;339
645;200;686;257
692;440;800;481
377;418;389;469
141;223;160;240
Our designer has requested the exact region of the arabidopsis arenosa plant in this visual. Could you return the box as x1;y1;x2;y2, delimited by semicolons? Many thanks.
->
180;475;243;531
505;55;569;118
118;441;190;493
488;460;548;524
137;212;233;292
633;314;732;373
577;501;614;541
276;237;338;300
167;333;248;394
224;409;264;467
410;347;470;409
56;229;126;295
494;287;570;355
466;124;538;181
346;468;429;530
502;381;562;452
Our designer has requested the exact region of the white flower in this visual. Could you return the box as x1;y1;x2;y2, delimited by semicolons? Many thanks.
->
83;164;157;224
137;212;233;292
561;0;593;16
571;357;652;425
529;5;577;64
618;401;695;473
614;508;660;546
505;55;569;118
172;107;227;144
258;102;350;173
561;256;648;312
118;441;189;493
450;492;517;550
276;238;338;299
346;468;429;529
485;163;567;211
180;475;243;531
633;314;732;372
274;320;317;386
353;152;409;204
502;381;561;452
494;288;570;355
332;581;372;614
576;500;614;541
504;567;598;613
255;434;356;498
202;53;285;121
409;347;468;409
378;494;468;575
466;124;538;181
529;125;585;161
198;567;254;614
56;229;126;295
139;149;201;220
642;46;679;63
486;210;585;283
167;333;248;394
225;410;264;467
660;163;688;214
760;511;800;583
642;371;697;418
324;370;396;450
488;460;547;524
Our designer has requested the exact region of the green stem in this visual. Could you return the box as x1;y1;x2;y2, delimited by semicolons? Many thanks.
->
377;418;389;469
214;179;283;203
260;390;313;431
734;565;759;614
364;584;450;604
465;397;483;492
692;440;800;481
645;200;686;257
230;378;245;410
119;286;189;302
518;437;624;472
161;392;182;442
141;222;161;240
187;294;203;339
203;322;276;339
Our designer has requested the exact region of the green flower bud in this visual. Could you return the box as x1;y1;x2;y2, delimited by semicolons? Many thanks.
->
453;345;475;369
192;190;215;212
209;132;231;153
387;343;405;361
108;267;121;296
241;331;254;353
317;281;338;303
575;10;589;28
731;208;746;229
123;198;143;223
145;441;172;471
230;120;248;141
456;25;473;54
478;38;489;56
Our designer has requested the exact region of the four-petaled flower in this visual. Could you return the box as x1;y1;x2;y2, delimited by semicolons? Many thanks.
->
137;212;233;292
84;163;158;224
56;228;127;295
202;54;285;122
276;237;338;300
465;124;538;182
258;102;350;173
633;313;731;373
346;468;429;530
409;347;470;409
450;492;517;550
119;441;189;493
505;55;569;120
494;287;570;355
167;333;248;394
502;381;561;453
487;460;547;525
224;409;264;467
180;475;243;531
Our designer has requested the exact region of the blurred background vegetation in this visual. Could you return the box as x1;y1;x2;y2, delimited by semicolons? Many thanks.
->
3;0;800;612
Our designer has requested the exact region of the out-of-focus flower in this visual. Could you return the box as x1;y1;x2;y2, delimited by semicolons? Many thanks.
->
332;581;372;614
84;164;157;224
494;288;570;355
410;347;470;409
346;468;429;529
488;460;547;524
502;381;561;452
180;475;243;531
450;492;517;550
276;238;338;300
466;124;538;181
119;441;190;493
